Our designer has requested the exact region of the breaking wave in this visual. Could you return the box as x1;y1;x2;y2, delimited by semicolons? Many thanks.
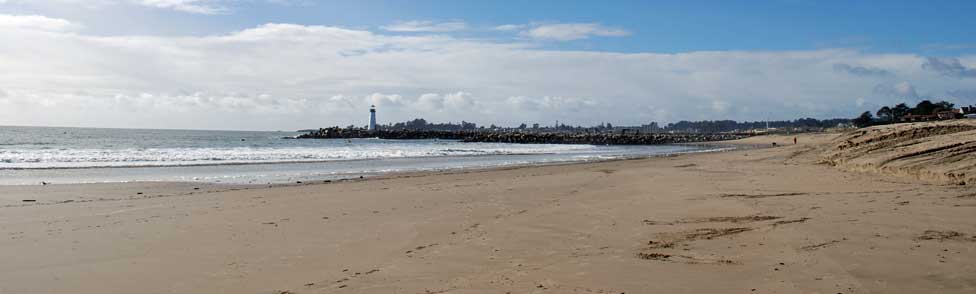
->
0;142;600;169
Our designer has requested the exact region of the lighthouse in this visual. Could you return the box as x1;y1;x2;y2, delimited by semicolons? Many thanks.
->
368;105;377;131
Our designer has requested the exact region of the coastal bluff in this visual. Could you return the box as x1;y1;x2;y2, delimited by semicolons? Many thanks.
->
821;120;976;185
295;128;750;145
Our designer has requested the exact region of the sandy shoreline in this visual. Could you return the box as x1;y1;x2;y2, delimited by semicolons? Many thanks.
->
1;133;974;293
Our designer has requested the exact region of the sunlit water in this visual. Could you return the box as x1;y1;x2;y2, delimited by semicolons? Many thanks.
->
0;126;728;185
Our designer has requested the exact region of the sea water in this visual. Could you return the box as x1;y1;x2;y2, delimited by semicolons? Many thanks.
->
0;126;725;185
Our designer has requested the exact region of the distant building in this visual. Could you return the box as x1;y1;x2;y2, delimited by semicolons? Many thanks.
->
900;114;937;122
900;110;962;122
962;105;976;115
368;105;377;131
641;122;661;132
936;110;962;120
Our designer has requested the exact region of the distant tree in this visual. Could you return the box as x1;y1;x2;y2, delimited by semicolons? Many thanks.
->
934;101;955;113
606;123;613;129
794;118;820;127
913;100;937;115
518;123;527;129
852;111;875;128
876;106;893;122
892;103;911;119
662;118;847;133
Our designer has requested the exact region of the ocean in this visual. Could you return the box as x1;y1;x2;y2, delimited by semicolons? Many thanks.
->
0;126;726;185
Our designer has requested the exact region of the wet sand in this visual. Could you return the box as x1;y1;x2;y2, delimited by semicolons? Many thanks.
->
1;133;974;293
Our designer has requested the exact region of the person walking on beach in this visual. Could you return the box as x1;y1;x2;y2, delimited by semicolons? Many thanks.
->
793;137;797;144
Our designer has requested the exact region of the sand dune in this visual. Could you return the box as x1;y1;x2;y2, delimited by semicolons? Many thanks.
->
821;120;976;185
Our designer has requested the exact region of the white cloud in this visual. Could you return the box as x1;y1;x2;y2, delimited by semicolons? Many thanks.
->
1;18;976;130
521;23;629;41
3;0;307;13
381;20;467;32
133;0;226;14
506;96;596;113
263;0;314;6
873;81;920;99
413;92;477;111
366;93;406;107
417;93;445;110
0;14;81;32
492;24;524;31
711;100;731;113
443;92;475;109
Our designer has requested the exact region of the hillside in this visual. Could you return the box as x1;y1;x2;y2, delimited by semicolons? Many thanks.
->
821;120;976;185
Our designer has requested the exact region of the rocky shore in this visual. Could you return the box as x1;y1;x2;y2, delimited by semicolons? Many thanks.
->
295;127;750;145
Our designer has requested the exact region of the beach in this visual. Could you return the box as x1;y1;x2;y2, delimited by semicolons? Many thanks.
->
1;131;975;293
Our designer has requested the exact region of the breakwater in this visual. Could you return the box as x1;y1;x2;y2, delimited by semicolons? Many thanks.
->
296;127;750;145
459;132;748;145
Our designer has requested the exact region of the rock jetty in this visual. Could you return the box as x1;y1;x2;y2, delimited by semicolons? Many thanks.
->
296;127;749;145
459;132;747;145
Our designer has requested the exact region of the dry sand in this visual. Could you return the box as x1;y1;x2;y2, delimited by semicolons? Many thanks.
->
1;127;975;293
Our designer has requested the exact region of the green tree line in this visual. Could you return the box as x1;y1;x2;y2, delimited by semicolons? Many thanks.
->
853;100;955;127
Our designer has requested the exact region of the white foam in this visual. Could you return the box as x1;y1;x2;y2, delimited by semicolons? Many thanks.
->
0;141;602;169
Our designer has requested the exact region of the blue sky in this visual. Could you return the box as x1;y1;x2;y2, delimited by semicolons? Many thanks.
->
1;0;976;130
8;0;976;54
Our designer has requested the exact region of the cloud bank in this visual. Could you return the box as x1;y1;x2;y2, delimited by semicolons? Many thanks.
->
1;15;975;130
833;63;891;77
923;57;976;78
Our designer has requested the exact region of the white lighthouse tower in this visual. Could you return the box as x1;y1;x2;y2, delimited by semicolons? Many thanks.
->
368;105;377;131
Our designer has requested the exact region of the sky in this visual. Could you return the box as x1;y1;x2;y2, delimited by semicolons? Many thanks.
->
1;0;976;130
